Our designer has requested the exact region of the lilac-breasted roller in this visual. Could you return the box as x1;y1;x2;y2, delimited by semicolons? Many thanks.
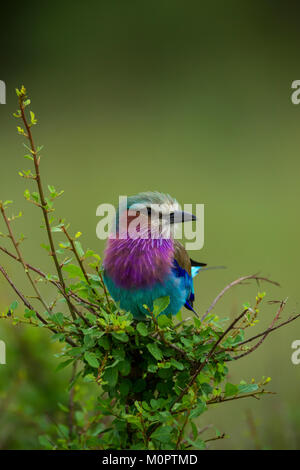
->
103;192;206;319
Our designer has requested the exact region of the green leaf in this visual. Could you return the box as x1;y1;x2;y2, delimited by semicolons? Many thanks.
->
24;189;30;200
84;351;100;368
75;240;85;258
157;315;172;328
153;296;170;317
103;366;118;388
56;359;74;372
57;424;69;439
118;359;131;376
111;332;129;343
24;309;37;320
224;382;239;397
185;437;206;450
83;334;95;348
57;402;69;413
137;322;148;336
190;401;206;419
9;300;19;312
31;192;39;202
63;264;85;280
238;383;259;394
147;343;163;361
151;425;173;443
98;336;111;350
191;421;198;441
38;435;53;449
50;312;64;327
170;358;184;370
148;363;158;373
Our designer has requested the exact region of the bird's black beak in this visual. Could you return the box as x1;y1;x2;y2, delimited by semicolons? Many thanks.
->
169;210;197;224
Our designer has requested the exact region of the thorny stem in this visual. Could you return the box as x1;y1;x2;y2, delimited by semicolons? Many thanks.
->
18;90;76;320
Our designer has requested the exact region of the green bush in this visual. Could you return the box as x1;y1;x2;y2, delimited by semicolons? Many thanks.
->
0;86;299;450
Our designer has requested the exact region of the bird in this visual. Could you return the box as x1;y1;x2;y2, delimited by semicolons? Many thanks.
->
103;191;206;319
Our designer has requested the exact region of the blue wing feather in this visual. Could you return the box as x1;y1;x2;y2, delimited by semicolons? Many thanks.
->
172;260;198;312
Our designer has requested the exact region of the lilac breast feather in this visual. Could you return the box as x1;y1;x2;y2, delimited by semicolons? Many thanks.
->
103;236;174;289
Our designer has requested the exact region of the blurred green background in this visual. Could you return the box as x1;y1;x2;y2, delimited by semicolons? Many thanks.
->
1;0;300;449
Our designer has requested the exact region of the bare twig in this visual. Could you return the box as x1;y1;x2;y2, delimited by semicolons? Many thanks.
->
174;317;191;329
230;299;288;361
202;274;280;321
207;389;275;405
234;313;300;350
204;433;226;444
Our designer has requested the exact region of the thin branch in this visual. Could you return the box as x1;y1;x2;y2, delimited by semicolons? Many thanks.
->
0;264;46;324
202;274;280;321
171;308;249;409
62;226;100;301
206;390;275;405
174;317;191;329
18;90;76;320
0;203;50;316
0;245;95;328
96;266;112;313
204;433;226;444
145;306;194;364
148;310;252;441
233;313;300;350
0;264;76;347
176;408;192;450
230;299;288;361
